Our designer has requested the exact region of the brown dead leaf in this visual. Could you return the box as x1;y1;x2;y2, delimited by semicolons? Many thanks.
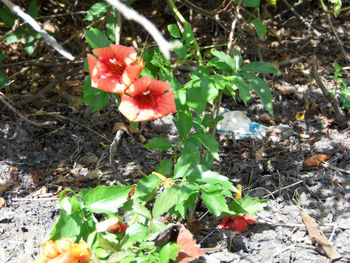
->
300;209;342;261
29;167;44;185
112;122;130;134
0;197;6;208
176;224;203;263
304;154;330;170
9;166;19;181
30;186;48;197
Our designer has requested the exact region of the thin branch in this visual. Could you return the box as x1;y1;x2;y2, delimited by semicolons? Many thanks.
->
310;55;347;123
104;0;178;60
1;0;75;61
109;130;126;184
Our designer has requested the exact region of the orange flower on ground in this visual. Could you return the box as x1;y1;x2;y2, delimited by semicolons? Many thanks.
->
34;239;90;263
119;76;176;122
221;214;255;232
87;44;144;93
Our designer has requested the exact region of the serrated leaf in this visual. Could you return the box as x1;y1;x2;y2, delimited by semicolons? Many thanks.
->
183;24;194;46
126;223;148;242
228;196;268;216
175;111;192;138
174;152;199;179
159;242;182;263
192;133;219;160
242;72;274;115
156;158;173;176
133;201;151;219
186;87;207;115
202;189;229;217
50;210;81;241
134;173;161;202
84;27;111;49
152;186;179;218
85;185;133;213
226;75;251;104
106;9;117;42
145;137;172;150
84;2;109;21
240;62;280;75
167;24;181;38
251;19;266;40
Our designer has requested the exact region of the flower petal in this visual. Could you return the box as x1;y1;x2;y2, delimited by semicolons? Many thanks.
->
243;214;255;224
87;54;98;76
126;76;151;96
122;63;145;88
119;95;140;122
148;78;171;95
233;216;248;232
157;90;176;116
93;46;118;60
94;77;126;93
111;44;138;65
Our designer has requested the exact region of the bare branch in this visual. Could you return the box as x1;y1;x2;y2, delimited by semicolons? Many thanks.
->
104;0;178;60
1;0;75;61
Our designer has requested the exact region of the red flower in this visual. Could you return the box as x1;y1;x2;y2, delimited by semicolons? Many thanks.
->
87;45;144;93
221;214;255;232
119;76;176;122
96;217;127;233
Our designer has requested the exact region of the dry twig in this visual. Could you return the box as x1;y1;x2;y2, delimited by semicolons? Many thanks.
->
109;130;126;184
1;0;74;60
310;55;347;123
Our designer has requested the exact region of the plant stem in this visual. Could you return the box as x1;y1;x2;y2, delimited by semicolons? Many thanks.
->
167;0;204;64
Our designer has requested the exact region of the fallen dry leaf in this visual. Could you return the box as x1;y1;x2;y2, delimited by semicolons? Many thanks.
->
176;224;203;263
0;197;6;208
304;154;330;170
9;166;19;181
29;167;45;185
112;122;130;134
300;209;342;261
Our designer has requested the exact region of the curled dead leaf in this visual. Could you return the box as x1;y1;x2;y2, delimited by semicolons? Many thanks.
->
304;154;330;170
176;224;203;263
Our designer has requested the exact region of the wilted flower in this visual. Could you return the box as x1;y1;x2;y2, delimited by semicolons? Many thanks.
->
87;44;144;93
96;216;127;233
34;239;90;263
221;214;255;232
119;76;176;122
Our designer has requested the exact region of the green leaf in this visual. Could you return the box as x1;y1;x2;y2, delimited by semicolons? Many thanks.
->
182;24;194;46
106;9;117;42
191;133;219;160
174;152;199;179
50;210;81;241
242;0;260;7
134;173;162;202
159;242;182;263
251;19;266;40
145;137;173;150
133;201;152;219
329;0;342;17
25;35;35;56
228;196;268;216
175;184;199;218
60;195;83;215
240;62;280;75
186;87;207;115
209;50;237;73
156;158;173;176
231;49;243;70
0;71;8;88
126;223;148;242
81;76;110;112
85;185;133;213
227;75;251;104
243;73;274;115
167;24;181;38
27;0;38;18
192;170;237;194
84;2;109;21
174;111;192;138
202;189;229;217
0;54;5;64
0;6;17;27
84;27;111;49
152;186;179;218
3;26;27;44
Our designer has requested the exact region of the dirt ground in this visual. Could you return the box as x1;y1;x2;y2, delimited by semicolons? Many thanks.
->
1;0;350;262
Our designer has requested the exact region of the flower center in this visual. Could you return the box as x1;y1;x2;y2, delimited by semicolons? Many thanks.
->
105;58;126;76
135;92;157;108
